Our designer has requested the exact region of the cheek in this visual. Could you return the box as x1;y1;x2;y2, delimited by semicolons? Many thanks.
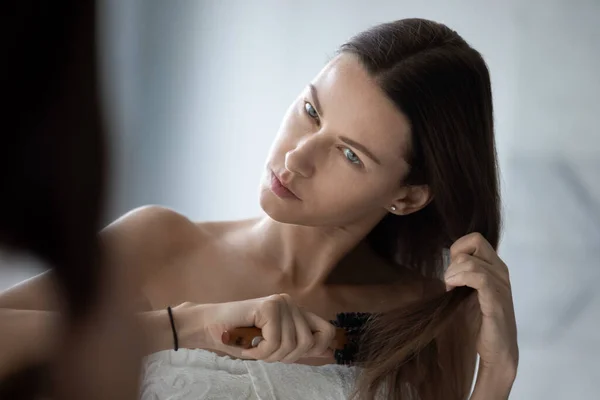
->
315;173;390;211
297;184;383;226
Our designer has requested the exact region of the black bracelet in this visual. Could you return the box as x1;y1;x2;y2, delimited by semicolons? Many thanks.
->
167;306;179;351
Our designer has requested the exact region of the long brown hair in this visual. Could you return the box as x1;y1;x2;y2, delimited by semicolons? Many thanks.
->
342;19;501;399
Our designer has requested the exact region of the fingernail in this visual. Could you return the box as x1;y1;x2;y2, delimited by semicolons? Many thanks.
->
221;331;230;345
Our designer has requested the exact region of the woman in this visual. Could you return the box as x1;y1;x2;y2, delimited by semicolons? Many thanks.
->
1;18;518;399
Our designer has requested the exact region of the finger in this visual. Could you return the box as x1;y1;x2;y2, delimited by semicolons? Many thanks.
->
444;271;507;316
450;232;498;265
280;303;314;363
444;253;500;280
445;254;506;288
302;311;336;358
262;296;297;362
446;253;491;275
449;252;491;268
445;270;490;291
241;296;283;359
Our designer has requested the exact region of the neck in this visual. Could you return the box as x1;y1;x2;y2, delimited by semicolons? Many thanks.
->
249;212;385;291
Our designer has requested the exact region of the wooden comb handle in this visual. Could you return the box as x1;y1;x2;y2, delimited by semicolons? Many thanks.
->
222;326;347;350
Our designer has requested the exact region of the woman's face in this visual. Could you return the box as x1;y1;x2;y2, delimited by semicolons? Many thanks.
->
260;53;415;227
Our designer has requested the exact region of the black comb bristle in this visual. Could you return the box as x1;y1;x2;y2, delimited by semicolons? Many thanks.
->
330;312;373;365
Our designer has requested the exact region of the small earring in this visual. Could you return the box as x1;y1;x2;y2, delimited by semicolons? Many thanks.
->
390;205;397;212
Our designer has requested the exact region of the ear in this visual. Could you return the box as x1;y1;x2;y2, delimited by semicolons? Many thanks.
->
388;184;432;215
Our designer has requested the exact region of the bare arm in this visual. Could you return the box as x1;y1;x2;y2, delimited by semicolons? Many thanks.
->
458;302;517;400
467;309;515;399
0;293;345;380
0;305;203;380
0;308;60;378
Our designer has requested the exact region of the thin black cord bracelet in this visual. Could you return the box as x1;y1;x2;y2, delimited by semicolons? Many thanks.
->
167;306;179;351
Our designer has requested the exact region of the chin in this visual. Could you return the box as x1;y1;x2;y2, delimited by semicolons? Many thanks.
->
259;187;318;227
259;188;297;224
259;191;343;228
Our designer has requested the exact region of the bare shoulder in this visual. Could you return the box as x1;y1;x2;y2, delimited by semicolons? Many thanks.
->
106;205;208;244
101;205;205;284
108;206;259;247
105;205;196;237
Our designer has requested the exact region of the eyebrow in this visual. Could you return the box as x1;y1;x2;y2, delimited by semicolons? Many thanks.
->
340;136;382;165
308;84;382;166
308;84;323;117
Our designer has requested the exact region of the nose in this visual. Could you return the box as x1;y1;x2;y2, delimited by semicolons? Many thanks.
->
284;136;317;178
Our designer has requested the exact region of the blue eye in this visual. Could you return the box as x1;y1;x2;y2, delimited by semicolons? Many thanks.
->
342;148;361;165
304;102;319;120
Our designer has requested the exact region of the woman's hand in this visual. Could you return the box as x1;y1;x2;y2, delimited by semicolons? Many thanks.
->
444;233;518;382
174;294;336;363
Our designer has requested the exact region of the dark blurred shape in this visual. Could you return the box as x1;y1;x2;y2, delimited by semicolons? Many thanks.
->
0;0;115;399
1;0;105;318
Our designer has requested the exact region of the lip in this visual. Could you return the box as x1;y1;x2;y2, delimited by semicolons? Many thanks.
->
270;170;300;200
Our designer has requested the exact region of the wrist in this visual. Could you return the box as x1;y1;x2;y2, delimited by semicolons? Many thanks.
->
139;310;174;354
471;361;516;400
171;303;211;350
482;357;518;384
139;303;214;354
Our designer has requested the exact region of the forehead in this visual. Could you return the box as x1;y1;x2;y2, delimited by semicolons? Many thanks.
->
311;54;412;164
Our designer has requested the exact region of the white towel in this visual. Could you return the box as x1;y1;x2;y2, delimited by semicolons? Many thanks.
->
141;349;359;400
